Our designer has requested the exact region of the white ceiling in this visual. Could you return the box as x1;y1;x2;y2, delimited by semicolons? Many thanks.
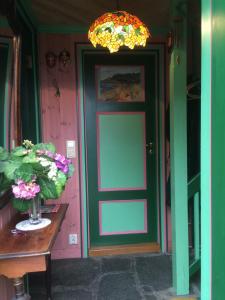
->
31;0;171;29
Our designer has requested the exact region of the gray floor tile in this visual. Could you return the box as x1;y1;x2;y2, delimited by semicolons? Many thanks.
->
98;273;142;300
136;255;172;291
102;257;131;273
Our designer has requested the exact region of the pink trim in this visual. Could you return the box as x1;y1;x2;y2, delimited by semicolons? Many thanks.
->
99;199;148;236
96;112;147;191
95;65;145;102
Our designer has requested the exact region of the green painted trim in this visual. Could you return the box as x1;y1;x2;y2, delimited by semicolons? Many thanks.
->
16;0;41;142
201;0;212;299
0;38;10;148
211;1;225;299
170;1;189;292
158;45;166;253
77;46;89;257
189;260;201;278
31;34;41;142
170;49;189;295
77;43;166;256
4;41;12;148
188;173;200;199
194;192;200;261
18;0;39;28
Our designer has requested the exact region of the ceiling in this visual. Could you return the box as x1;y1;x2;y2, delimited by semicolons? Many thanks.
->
31;0;171;30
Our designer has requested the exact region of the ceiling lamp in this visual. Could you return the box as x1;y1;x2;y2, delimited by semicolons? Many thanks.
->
88;10;150;53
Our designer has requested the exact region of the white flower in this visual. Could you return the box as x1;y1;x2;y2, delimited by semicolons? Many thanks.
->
38;157;51;167
47;162;57;180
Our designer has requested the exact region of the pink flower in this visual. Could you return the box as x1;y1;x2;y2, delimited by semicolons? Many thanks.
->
12;179;40;200
54;153;71;174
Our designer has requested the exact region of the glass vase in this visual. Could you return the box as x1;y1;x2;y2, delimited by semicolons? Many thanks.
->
29;197;42;225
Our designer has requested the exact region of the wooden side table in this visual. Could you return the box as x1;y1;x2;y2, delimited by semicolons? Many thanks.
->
0;204;68;300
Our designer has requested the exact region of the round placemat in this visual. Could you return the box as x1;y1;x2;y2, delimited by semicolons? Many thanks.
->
15;218;51;231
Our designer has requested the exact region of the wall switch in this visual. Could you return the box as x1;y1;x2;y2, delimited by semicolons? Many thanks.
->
66;140;76;158
69;233;78;245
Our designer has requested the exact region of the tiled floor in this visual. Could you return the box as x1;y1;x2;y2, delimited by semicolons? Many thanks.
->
29;254;200;300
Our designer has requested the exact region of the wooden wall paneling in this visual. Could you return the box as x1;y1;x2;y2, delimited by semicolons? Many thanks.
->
39;33;87;259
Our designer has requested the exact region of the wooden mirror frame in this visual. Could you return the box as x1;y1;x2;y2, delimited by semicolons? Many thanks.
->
0;1;22;209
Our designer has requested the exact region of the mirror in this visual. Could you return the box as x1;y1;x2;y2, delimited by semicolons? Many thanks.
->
0;0;22;208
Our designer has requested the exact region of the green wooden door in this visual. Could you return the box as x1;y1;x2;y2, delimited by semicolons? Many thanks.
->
84;51;158;247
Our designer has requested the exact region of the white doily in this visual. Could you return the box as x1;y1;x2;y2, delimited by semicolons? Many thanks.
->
15;218;51;231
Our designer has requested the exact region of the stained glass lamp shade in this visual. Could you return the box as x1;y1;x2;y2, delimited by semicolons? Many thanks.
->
88;11;150;53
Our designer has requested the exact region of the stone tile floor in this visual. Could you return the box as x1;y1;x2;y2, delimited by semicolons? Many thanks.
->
29;254;200;300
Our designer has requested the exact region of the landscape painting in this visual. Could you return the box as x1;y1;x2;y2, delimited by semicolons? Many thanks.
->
96;65;145;102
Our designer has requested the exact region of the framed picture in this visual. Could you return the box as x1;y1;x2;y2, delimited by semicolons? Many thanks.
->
95;65;145;102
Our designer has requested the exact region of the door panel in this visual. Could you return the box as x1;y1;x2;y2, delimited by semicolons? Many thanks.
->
84;51;158;247
97;112;146;190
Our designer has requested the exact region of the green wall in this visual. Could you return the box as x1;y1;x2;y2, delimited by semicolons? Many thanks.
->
211;1;225;299
201;0;225;299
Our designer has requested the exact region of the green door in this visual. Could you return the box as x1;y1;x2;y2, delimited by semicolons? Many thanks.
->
84;51;158;247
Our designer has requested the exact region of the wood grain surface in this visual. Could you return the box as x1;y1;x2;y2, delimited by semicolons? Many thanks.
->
0;204;68;259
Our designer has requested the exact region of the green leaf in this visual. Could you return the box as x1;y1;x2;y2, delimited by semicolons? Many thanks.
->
0;173;12;192
57;171;67;186
96;27;103;35
123;25;129;33
0;161;7;173
38;177;58;199
54;171;67;197
33;143;56;153
12;198;31;212
68;164;75;177
30;162;46;172
22;152;38;164
55;181;64;197
0;147;8;160
4;160;22;180
135;28;141;36
118;34;125;42
11;146;28;157
14;164;34;182
105;27;112;33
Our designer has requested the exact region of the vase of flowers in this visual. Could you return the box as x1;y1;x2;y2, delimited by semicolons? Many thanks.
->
0;140;74;230
29;196;42;225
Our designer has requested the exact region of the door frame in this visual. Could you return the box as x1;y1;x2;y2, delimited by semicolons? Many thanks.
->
75;42;167;257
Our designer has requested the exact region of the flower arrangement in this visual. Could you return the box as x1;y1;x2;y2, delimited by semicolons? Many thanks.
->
0;140;74;212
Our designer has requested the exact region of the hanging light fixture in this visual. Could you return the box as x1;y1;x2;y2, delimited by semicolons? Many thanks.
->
88;2;150;53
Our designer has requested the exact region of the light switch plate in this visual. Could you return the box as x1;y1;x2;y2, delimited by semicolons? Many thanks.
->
66;140;76;158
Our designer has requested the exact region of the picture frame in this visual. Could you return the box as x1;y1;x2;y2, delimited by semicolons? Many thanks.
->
95;65;145;102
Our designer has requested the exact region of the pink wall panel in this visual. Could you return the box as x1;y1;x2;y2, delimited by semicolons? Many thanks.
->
39;33;87;259
0;203;16;300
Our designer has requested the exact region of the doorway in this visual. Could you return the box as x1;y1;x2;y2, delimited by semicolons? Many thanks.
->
81;47;165;253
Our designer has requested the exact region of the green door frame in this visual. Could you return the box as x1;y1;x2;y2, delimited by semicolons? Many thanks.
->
75;43;167;257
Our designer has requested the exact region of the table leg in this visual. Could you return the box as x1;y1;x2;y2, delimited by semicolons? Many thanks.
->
45;254;52;300
12;277;31;300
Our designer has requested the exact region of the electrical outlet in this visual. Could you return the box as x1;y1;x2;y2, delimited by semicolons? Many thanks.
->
69;234;78;245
